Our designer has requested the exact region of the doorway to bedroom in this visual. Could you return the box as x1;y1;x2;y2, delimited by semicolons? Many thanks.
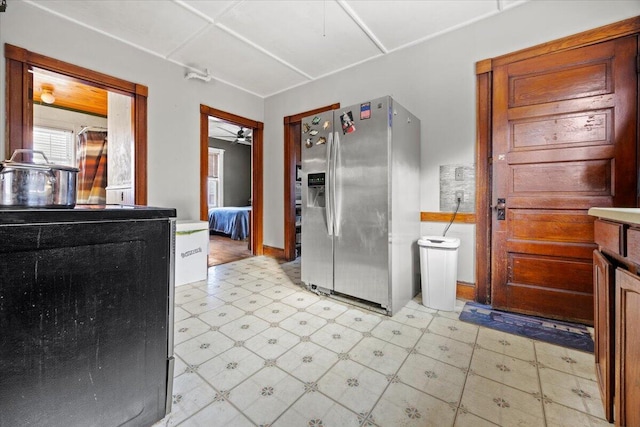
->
206;118;252;266
200;105;264;267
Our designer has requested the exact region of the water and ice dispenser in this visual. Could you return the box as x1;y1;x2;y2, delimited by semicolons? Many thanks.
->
307;172;325;208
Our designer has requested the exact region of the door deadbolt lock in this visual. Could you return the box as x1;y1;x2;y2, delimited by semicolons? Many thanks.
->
495;198;506;220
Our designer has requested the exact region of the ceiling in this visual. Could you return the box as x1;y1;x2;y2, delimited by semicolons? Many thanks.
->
209;117;252;145
32;67;108;116
25;0;528;98
31;68;246;141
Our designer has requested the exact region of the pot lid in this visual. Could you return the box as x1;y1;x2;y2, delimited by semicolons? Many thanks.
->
2;149;79;172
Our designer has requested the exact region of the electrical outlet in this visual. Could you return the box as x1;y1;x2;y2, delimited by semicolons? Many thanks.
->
455;191;464;203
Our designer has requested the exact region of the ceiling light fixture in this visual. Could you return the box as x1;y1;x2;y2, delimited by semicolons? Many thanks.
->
40;87;55;104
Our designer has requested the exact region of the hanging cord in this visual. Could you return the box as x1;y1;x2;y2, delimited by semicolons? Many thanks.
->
442;198;461;237
322;0;326;37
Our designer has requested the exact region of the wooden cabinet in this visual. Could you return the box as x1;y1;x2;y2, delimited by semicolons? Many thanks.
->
595;219;626;257
593;249;615;421
592;215;640;426
615;269;640;427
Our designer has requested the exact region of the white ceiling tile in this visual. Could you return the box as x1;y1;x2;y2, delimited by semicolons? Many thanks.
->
216;0;382;78
502;0;529;9
27;0;529;97
171;26;309;96
31;0;210;56
181;0;237;21
345;0;498;51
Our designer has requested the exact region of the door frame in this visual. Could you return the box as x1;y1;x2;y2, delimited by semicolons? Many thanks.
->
4;43;148;204
283;103;340;261
475;16;640;304
200;105;264;255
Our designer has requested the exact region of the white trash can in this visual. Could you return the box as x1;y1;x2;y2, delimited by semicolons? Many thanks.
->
418;236;460;311
175;220;209;286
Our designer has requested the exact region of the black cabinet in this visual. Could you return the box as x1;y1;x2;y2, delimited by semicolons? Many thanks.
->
0;206;175;427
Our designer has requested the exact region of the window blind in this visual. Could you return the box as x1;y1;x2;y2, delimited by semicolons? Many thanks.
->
33;127;74;166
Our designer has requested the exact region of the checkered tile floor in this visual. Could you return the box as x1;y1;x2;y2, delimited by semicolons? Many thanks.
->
153;256;609;427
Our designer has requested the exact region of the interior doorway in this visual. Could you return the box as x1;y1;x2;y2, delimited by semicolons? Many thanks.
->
205;117;252;266
199;105;264;265
283;103;340;261
30;68;136;205
5;44;148;204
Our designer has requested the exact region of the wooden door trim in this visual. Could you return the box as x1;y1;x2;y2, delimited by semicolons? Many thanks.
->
134;90;148;204
475;15;640;305
200;104;264;255
491;16;640;68
283;103;340;261
475;65;492;304
4;43;148;204
5;44;144;94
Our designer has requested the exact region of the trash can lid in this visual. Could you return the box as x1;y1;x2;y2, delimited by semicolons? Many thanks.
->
418;236;461;249
176;220;209;233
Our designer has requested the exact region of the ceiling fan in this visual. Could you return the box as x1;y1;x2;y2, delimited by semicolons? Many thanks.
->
218;126;252;144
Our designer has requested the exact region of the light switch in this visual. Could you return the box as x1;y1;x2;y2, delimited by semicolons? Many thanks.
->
455;167;464;181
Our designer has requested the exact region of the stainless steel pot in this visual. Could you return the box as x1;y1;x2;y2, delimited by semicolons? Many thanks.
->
0;149;79;208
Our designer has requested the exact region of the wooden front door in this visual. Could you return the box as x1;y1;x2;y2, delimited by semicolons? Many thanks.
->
491;36;637;323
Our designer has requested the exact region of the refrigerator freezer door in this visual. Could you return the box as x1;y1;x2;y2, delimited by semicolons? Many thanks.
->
301;110;334;291
388;100;421;314
333;98;391;307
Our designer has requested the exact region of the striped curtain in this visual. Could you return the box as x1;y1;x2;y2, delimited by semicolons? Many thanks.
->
77;130;107;204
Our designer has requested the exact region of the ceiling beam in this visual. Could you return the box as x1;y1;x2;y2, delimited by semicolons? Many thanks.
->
337;0;388;54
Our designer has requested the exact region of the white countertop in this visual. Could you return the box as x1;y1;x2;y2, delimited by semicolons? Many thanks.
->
588;207;640;226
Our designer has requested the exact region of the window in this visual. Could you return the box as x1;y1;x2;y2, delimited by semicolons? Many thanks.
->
208;148;224;208
32;126;75;166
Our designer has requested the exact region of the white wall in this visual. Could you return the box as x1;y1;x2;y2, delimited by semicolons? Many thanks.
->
262;0;640;283
0;0;263;220
2;1;640;283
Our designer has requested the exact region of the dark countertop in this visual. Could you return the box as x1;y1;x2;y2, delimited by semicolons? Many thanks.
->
0;204;177;224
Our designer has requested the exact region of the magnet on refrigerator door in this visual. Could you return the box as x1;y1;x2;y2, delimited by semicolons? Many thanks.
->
360;102;371;120
340;111;356;134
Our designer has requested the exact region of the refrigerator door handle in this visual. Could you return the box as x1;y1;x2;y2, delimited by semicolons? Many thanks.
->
325;131;334;236
333;131;341;237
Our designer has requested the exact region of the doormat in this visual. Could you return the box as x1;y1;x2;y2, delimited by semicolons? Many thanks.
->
459;302;594;353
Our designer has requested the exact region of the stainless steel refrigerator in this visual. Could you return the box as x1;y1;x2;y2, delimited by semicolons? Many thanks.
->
301;96;420;315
